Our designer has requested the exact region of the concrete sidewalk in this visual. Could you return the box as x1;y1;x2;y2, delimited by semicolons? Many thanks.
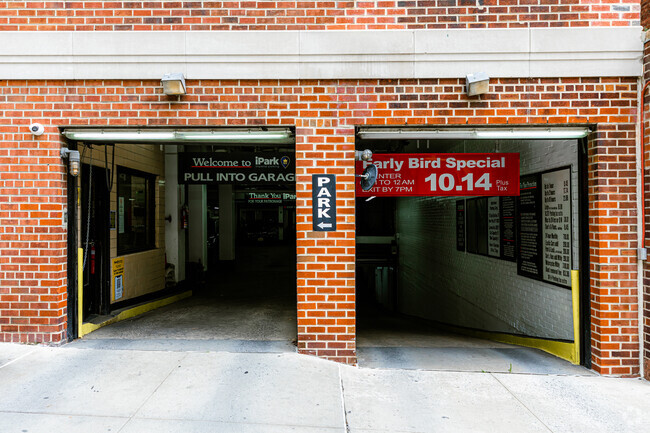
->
1;343;649;433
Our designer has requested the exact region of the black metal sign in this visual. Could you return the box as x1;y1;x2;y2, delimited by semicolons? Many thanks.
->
312;175;336;231
517;173;542;280
456;200;465;251
517;168;572;289
179;152;294;185
500;196;516;262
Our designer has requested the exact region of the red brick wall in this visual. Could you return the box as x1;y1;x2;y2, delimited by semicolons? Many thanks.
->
296;119;356;363
0;125;68;344
589;124;640;377
0;77;640;372
0;1;639;31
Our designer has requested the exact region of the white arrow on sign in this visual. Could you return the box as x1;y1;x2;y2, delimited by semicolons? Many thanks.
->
317;222;332;229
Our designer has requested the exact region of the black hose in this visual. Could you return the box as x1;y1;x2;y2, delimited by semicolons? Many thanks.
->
105;144;115;192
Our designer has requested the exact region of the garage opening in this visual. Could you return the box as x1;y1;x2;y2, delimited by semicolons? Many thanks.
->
66;128;298;352
354;127;590;373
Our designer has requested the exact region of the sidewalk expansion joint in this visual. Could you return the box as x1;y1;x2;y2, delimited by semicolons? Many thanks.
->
116;352;190;433
338;365;351;433
0;350;36;370
489;372;554;433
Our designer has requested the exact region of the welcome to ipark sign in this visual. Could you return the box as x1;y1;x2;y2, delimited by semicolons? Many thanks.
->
179;152;294;185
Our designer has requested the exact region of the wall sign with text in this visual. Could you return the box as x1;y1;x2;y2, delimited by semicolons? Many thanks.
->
245;192;296;204
179;152;294;185
458;196;516;262
517;167;572;288
112;258;124;301
312;175;336;231
356;153;520;197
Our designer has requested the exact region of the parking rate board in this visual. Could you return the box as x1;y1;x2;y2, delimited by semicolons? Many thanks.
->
355;153;520;197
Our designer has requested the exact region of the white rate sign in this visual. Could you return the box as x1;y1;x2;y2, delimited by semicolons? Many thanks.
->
541;168;572;287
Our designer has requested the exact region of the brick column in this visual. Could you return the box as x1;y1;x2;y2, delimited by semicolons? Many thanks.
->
588;125;640;376
295;119;357;364
0;125;68;343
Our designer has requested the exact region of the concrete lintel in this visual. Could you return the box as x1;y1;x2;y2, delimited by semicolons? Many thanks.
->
0;28;643;80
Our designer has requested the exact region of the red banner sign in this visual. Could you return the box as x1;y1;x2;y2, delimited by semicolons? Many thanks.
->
356;153;520;197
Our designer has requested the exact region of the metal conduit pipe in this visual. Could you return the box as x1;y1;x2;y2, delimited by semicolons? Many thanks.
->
641;80;650;251
637;79;648;378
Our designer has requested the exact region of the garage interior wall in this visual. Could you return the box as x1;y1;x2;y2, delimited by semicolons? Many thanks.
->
79;143;166;303
397;139;579;340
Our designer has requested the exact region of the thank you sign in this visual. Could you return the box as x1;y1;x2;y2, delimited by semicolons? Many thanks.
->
312;175;336;231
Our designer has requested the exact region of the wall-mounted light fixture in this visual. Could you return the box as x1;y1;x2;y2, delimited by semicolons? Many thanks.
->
60;147;80;177
64;130;177;143
357;127;590;141
175;130;291;143
474;128;589;139
466;72;490;97
161;73;186;96
62;128;294;144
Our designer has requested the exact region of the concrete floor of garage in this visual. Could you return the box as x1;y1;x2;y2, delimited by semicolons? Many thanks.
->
72;244;586;375
356;313;588;375
77;244;299;353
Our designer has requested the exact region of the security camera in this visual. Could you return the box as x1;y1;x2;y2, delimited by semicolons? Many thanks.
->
29;123;44;136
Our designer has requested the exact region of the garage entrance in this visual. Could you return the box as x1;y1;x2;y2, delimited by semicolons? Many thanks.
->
354;127;590;373
66;128;297;352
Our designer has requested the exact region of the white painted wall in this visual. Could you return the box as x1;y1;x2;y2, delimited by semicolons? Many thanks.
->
164;147;185;281
397;139;579;340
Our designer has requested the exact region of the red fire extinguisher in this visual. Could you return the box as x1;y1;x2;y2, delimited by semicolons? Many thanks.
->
90;243;96;275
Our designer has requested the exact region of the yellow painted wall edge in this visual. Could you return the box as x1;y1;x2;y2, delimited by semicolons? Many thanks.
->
571;269;581;365
79;291;192;337
77;252;192;338
78;248;83;338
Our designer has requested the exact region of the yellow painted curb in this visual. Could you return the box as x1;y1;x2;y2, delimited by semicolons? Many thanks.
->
79;290;192;338
439;324;577;364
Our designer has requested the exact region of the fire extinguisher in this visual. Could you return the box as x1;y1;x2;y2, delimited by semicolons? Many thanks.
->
90;243;96;275
180;205;189;229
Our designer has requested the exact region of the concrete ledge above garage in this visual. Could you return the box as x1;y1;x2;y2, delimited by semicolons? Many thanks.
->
0;27;642;80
